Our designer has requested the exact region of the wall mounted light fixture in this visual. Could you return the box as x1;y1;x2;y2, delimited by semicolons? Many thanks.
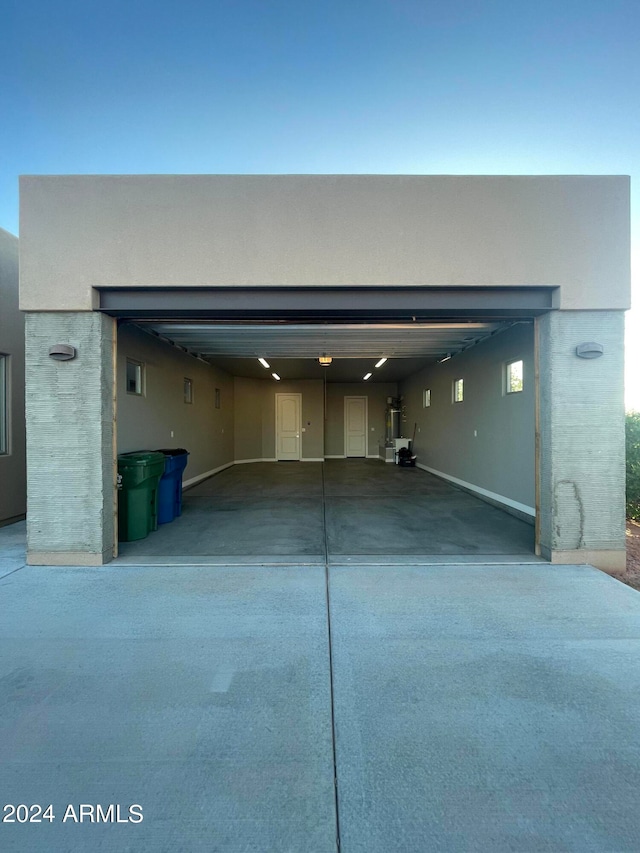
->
49;344;76;361
576;342;604;359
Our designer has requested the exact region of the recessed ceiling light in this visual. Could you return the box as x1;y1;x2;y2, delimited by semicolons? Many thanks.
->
363;372;372;380
258;358;270;369
272;372;281;381
438;353;452;363
375;357;387;368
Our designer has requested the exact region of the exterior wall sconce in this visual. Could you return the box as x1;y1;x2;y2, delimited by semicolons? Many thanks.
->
576;342;604;359
318;355;332;366
48;344;77;361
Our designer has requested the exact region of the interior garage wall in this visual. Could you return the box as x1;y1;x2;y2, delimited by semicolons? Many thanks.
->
117;325;234;484
234;377;324;461
0;228;25;524
325;382;398;456
233;377;264;461
399;323;535;515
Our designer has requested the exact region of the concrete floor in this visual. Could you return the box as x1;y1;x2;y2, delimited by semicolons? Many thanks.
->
3;519;640;851
118;461;536;562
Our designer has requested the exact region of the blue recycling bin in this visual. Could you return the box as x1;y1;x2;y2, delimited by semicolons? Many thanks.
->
156;449;190;524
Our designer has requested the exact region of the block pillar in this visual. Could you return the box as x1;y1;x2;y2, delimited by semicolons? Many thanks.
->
537;310;626;573
25;312;117;565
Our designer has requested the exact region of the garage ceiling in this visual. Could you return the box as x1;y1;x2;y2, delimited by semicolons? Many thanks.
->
133;320;516;382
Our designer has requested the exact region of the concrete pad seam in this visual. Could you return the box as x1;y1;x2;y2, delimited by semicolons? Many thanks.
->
321;460;342;853
328;560;547;567
114;559;325;565
0;564;26;582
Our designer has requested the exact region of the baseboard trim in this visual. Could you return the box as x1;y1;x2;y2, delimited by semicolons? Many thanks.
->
416;463;536;521
0;513;26;528
301;457;324;462
182;462;234;489
234;457;277;465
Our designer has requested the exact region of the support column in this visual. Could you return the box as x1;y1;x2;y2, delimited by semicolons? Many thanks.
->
25;312;116;566
537;310;626;573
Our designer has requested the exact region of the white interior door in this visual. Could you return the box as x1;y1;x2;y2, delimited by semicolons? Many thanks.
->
344;396;367;457
276;393;301;460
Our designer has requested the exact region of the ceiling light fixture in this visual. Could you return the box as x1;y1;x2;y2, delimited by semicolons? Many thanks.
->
438;353;452;363
363;372;372;381
318;355;332;366
375;357;387;368
258;358;270;369
272;372;281;381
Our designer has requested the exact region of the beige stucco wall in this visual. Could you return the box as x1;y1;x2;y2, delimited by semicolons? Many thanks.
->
234;377;324;461
19;175;630;312
325;382;398;456
117;324;234;483
0;229;25;524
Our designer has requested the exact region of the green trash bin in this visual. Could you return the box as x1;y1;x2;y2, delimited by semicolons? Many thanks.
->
117;451;166;542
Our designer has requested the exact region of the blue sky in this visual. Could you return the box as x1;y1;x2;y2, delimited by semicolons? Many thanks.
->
2;0;639;402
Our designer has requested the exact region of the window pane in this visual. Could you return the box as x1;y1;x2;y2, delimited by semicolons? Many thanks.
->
126;359;143;395
453;378;464;403
507;360;524;393
184;378;193;404
423;389;431;408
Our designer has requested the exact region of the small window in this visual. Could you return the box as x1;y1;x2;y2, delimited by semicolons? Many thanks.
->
423;389;431;408
215;388;221;409
506;359;524;394
184;378;193;404
126;359;144;395
0;355;7;455
453;378;464;403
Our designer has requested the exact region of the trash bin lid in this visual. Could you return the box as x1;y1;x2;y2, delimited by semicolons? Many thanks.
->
156;448;189;456
118;451;166;467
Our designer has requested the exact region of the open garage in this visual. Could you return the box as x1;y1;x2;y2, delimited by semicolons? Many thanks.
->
108;298;539;563
19;175;628;569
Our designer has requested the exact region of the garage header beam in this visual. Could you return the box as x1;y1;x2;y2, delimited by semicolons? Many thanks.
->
99;286;555;321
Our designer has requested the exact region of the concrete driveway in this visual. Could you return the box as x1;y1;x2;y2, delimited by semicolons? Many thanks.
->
2;523;640;851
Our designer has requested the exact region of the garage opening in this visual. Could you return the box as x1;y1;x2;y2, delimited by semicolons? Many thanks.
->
103;287;547;564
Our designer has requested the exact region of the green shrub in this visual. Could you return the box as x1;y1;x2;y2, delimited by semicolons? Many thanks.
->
626;411;640;520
